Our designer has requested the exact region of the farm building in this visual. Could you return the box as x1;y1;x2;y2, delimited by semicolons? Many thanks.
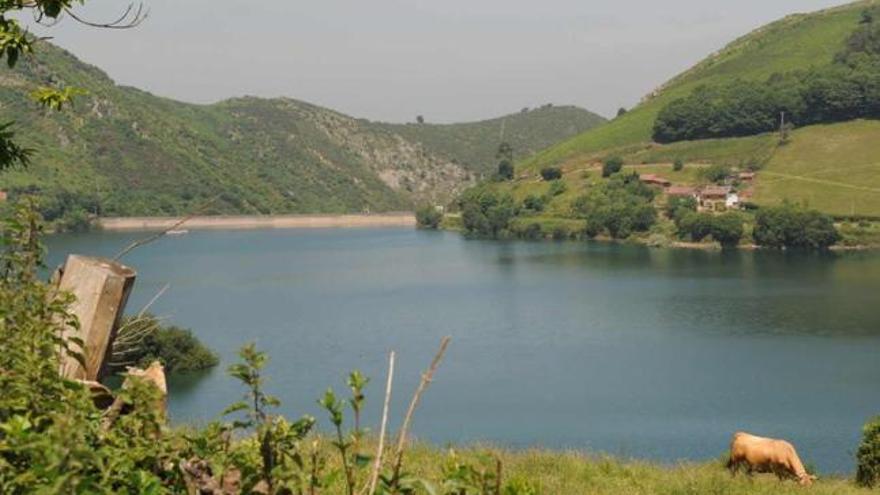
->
639;174;672;187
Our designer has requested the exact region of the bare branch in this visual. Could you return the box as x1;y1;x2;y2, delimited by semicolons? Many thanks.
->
364;351;395;495
390;337;451;489
63;3;148;30
112;196;218;262
137;283;170;318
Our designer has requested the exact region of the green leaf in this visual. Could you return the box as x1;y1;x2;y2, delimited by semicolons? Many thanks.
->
222;401;249;416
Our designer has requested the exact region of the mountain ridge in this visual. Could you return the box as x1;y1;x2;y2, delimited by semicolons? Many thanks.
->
0;42;605;222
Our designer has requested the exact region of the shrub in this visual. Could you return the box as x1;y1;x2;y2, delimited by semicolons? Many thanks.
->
416;204;443;229
858;416;880;488
497;160;514;181
602;156;624;178
540;167;562;181
459;188;517;238
547;180;567;197
678;212;715;242
573;173;657;239
754;204;840;249
666;195;697;221
496;142;515;181
111;314;219;374
711;212;745;248
702;164;731;184
522;195;546;212
673;159;684;172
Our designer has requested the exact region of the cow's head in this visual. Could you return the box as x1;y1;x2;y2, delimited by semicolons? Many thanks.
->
798;473;818;486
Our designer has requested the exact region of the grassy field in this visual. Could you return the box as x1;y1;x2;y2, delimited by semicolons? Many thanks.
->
323;444;872;495
753;121;880;217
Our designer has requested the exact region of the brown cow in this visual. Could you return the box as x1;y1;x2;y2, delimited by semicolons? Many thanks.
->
727;432;817;486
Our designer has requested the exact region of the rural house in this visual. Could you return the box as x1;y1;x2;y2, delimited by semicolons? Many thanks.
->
639;174;672;187
698;185;739;211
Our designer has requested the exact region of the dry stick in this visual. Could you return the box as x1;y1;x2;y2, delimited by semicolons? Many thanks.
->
112;196;218;262
390;337;451;490
365;351;396;495
137;283;170;318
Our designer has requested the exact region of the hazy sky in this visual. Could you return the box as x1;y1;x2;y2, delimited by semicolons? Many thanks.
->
23;0;851;123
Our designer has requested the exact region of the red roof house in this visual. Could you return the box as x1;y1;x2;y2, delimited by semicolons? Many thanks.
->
639;174;672;187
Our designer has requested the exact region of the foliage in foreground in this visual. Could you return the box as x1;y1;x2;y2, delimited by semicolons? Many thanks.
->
0;204;542;494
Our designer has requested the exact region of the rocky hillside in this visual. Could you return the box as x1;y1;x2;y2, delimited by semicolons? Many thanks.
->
0;43;604;218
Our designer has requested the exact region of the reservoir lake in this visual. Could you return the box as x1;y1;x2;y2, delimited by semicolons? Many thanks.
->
46;228;880;474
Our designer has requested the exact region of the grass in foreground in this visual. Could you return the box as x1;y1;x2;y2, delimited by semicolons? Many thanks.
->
383;445;871;495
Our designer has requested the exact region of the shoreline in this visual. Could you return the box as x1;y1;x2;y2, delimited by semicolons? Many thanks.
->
98;213;416;231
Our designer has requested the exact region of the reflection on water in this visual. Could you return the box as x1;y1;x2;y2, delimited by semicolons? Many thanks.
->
46;229;880;474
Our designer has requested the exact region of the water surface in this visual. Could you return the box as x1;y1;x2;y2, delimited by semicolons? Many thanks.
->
46;229;880;474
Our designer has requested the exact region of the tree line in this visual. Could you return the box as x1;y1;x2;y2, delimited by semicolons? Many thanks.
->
653;9;880;143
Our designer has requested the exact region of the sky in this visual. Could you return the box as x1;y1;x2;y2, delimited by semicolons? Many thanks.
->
22;0;852;123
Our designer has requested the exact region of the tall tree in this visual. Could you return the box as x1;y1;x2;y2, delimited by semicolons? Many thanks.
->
496;142;514;180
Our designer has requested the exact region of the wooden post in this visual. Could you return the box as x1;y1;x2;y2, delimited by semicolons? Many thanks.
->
58;255;136;382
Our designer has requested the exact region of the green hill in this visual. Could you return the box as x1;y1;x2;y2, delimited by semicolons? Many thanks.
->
511;0;880;217
377;105;605;178
0;43;604;221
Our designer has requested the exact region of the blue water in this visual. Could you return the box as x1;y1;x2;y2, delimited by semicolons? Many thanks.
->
46;228;880;474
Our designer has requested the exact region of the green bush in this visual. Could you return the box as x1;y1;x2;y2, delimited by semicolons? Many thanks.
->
754;204;840;249
673;159;684;172
523;195;546;212
497;160;515;181
459;187;517;238
547;180;567;197
110;314;219;374
416;204;443;229
677;212;715;242
711;212;745;248
702;164;731;184
665;195;697;221
602;156;624;178
540;167;563;181
857;416;880;488
574;173;657;239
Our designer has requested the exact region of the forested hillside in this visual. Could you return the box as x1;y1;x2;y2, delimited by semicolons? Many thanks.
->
0;43;603;225
448;1;880;249
478;0;880;221
519;1;878;167
377;106;605;178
